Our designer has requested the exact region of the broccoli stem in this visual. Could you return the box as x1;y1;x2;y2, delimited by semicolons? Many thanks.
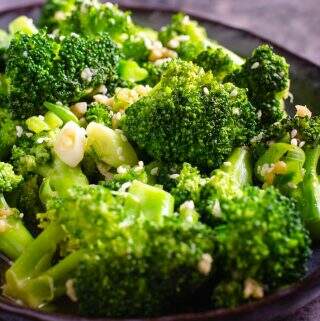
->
4;222;65;303
7;250;85;308
299;146;320;241
209;41;244;66
0;194;33;260
221;147;252;186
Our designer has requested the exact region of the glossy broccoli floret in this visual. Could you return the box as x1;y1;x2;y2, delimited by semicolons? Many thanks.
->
226;45;290;127
122;60;256;169
0;162;33;260
159;13;207;61
85;102;113;127
194;47;240;81
212;186;311;308
0;108;17;160
6;30;120;117
4;182;214;317
140;61;169;86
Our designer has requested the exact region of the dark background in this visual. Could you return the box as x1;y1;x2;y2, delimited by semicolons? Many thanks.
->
0;0;320;320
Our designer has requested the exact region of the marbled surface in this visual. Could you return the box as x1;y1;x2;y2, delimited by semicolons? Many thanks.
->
0;1;319;320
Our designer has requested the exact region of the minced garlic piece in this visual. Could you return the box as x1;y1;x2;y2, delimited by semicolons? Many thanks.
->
243;278;264;299
198;253;213;276
295;105;312;118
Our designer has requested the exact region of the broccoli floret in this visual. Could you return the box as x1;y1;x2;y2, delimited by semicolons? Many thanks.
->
122;35;150;62
254;112;320;242
194;47;240;81
0;162;33;260
197;147;252;226
212;186;311;308
4;182;214;317
11;129;88;204
140;61;169;87
6;30;121;117
85;102;113;127
0;108;17;160
226;45;289;127
153;162;203;209
38;0;77;31
101;164;148;191
56;0;135;41
159;13;207;61
122;60;256;169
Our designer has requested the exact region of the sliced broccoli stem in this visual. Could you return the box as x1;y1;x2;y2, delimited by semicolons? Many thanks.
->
4;222;65;303
0;194;33;260
7;250;85;308
299;146;320;241
221;147;252;186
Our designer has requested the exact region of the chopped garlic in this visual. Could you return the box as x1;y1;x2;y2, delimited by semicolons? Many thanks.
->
81;67;95;82
54;121;86;167
244;278;264;299
93;94;114;108
295;105;312;118
70;102;88;118
198;253;213;276
251;62;260;69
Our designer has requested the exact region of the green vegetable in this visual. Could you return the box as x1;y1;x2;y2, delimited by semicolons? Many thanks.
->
118;60;149;83
122;60;256;169
0;162;33;259
6;31;121;118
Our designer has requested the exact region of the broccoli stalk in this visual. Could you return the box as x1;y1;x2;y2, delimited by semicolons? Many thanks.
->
0;162;33;260
295;146;320;241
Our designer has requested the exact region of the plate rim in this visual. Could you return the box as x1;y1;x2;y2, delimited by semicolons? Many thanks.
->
0;1;320;321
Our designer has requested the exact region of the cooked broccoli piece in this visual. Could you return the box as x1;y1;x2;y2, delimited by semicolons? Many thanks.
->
6;30;121;118
38;0;77;31
212;186;311;308
197;147;252;226
159;13;207;61
122;60;256;169
4;182;214;317
11;129;88;204
0;162;33;260
194;47;240;81
152;162;203;209
0;107;17;160
122;35;150;63
101;164;148;191
226;45;290;127
85;102;113;127
54;0;135;40
254;112;320;242
140;61;169;86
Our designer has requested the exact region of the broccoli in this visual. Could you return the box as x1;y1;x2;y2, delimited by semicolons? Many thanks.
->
159;13;207;61
212;186;311;308
140;61;169;87
4;182;214;317
0;162;33;260
11;128;88;205
38;0;77;31
122;60;256;169
194;47;240;81
0;108;17;160
226;45;290;127
53;0;136;41
101;163;148;191
197;147;252;226
254;111;320;241
6;30;121;117
85;102;113;127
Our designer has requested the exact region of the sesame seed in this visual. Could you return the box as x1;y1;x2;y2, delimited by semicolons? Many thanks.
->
138;161;144;168
229;88;238;97
119;182;132;193
291;138;298;146
169;174;179;179
16;126;23;137
203;87;209;95
288;92;294;103
251;62;260;69
150;167;159;176
288;182;298;189
291;129;298;138
257;110;262;119
180;200;195;211
66;279;78;302
168;38;180;49
212;200;221;217
299;141;306;148
117;166;128;174
223;161;232;167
